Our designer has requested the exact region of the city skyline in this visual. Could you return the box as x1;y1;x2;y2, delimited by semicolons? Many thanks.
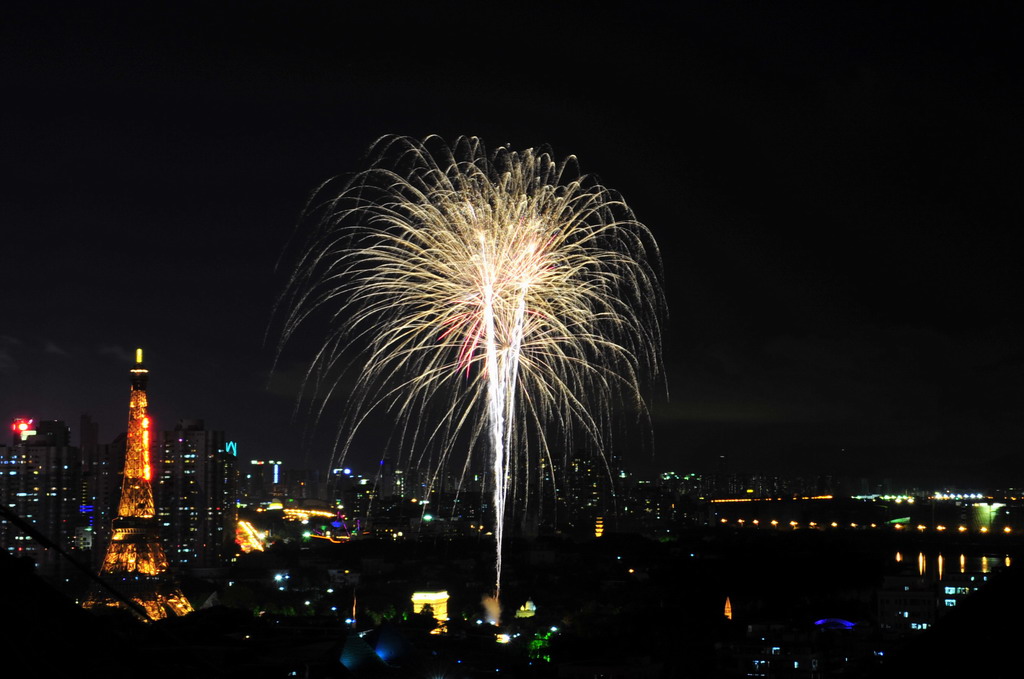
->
2;345;1022;676
3;4;1024;483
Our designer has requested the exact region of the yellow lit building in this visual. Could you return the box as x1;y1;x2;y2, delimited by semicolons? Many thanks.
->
411;591;449;624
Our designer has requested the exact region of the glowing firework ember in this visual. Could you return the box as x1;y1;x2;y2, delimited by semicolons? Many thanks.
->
279;135;662;609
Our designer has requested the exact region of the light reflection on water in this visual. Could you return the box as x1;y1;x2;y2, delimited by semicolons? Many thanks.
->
896;551;1008;580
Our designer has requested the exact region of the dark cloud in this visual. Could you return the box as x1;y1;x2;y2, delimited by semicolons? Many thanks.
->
43;340;71;358
97;345;133;363
652;319;1024;481
0;336;20;374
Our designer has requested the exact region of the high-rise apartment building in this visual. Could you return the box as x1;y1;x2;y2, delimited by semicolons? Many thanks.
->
157;419;237;570
239;458;282;505
560;449;617;532
78;414;126;567
0;419;83;574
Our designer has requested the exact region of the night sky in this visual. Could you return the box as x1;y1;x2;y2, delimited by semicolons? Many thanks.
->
3;3;1023;484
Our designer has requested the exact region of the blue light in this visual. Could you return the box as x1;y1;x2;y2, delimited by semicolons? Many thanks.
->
813;618;855;630
373;636;401;663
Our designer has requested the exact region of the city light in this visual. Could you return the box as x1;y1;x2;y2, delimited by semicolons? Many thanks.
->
10;418;36;442
283;507;337;521
237;520;266;552
933;492;984;500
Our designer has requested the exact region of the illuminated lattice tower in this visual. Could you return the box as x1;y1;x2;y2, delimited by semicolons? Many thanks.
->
83;349;193;620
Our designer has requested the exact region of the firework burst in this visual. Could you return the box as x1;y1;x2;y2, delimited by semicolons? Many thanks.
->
279;135;662;607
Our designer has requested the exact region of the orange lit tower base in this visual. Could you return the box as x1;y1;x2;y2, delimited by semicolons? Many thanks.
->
83;349;193;620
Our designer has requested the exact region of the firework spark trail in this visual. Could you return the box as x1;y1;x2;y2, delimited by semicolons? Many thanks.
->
278;135;663;614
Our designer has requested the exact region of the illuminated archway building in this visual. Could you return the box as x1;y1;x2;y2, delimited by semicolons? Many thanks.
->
83;350;193;619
